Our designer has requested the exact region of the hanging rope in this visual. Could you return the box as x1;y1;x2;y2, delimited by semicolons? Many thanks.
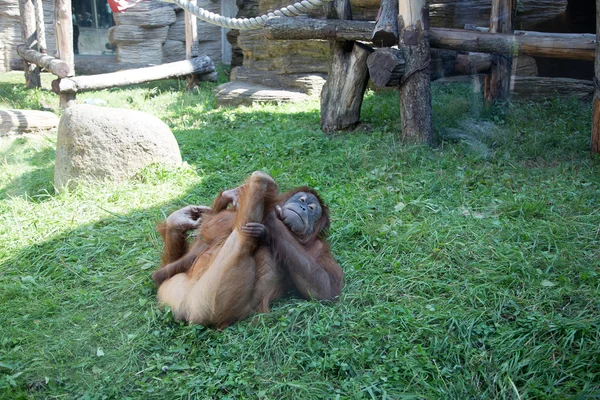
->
160;0;333;30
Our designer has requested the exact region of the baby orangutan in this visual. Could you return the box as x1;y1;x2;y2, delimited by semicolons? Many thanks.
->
152;171;343;328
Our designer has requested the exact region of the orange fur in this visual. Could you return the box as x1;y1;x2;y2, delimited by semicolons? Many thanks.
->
153;172;343;328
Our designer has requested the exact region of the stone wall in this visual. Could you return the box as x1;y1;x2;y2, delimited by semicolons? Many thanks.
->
0;0;223;72
109;0;222;65
0;0;56;72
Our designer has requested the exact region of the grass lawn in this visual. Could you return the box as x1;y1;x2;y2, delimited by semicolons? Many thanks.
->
0;70;599;399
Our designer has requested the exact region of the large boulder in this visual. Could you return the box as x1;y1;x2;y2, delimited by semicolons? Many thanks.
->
54;104;181;191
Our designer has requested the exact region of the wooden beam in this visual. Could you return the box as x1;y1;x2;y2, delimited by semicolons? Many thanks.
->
372;0;399;47
185;0;200;89
592;0;600;155
484;0;515;104
54;0;75;108
368;48;493;87
19;0;41;88
52;56;216;94
34;0;46;53
398;0;433;145
263;19;595;61
53;0;74;73
17;45;71;77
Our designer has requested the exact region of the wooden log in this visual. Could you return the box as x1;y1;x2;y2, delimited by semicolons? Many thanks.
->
53;0;74;74
592;0;600;155
484;0;515;104
372;0;399;47
512;77;593;102
17;45;70;77
263;19;595;61
19;0;41;88
0;108;59;134
320;0;371;132
185;0;200;89
398;0;433;145
368;48;493;87
428;0;567;30
321;41;372;132
52;56;216;94
367;48;405;87
74;58;218;83
429;28;594;62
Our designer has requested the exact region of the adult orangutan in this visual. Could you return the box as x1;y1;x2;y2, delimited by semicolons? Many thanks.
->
152;171;343;328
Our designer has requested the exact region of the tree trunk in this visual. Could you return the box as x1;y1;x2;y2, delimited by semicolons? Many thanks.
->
398;0;433;145
592;0;600;155
321;42;372;132
484;0;515;104
54;0;74;73
320;0;371;133
19;0;41;88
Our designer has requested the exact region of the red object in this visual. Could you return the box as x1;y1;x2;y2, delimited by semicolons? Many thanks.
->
107;0;144;12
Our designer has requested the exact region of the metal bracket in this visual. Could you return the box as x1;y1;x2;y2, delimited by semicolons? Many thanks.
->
422;5;430;30
322;24;337;39
403;31;418;45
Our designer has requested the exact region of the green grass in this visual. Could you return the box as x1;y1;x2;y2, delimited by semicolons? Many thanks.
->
0;71;599;399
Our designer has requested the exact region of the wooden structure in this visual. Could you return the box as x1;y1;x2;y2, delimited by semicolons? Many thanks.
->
16;0;216;109
483;0;515;104
18;0;42;88
593;0;600;155
263;0;598;151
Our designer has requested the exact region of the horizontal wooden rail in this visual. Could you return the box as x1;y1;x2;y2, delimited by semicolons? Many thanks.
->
263;18;595;61
52;56;215;94
17;44;71;78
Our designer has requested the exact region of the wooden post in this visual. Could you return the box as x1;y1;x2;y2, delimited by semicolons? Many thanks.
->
54;0;75;108
483;0;515;104
185;0;200;90
19;0;41;88
398;0;433;145
372;0;399;47
320;0;372;132
592;0;600;155
34;0;46;53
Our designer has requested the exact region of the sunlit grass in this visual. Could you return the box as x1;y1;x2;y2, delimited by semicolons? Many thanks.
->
0;71;598;399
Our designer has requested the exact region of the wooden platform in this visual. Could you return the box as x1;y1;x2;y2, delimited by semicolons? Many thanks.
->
215;82;310;107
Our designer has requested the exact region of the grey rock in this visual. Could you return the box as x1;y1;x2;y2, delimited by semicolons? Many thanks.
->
55;104;181;191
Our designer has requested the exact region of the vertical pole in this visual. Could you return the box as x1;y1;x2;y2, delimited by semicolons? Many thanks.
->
185;0;200;89
92;0;99;28
398;0;433;145
320;0;371;132
19;0;41;88
34;0;47;53
591;0;600;155
483;0;515;104
54;0;76;108
221;0;236;65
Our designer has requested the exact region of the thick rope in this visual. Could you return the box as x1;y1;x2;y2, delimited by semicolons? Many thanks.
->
160;0;333;30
